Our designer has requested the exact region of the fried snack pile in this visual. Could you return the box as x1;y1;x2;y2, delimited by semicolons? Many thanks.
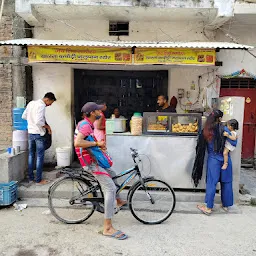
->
172;122;198;133
148;124;166;131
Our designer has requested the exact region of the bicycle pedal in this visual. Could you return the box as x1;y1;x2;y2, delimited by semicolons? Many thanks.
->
114;207;120;214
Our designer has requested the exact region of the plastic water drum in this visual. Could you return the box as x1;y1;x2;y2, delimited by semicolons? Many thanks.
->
56;147;71;167
13;108;28;130
12;130;28;151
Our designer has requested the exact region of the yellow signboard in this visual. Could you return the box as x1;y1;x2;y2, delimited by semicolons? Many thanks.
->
28;46;132;64
135;48;216;65
28;46;216;66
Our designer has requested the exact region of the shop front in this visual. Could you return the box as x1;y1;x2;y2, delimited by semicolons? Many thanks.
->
0;39;253;196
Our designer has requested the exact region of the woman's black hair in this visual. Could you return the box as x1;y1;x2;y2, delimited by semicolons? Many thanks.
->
228;119;239;130
203;109;223;142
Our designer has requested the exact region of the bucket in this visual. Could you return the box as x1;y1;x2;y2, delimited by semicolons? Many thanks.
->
12;130;28;151
13;108;28;130
56;147;71;167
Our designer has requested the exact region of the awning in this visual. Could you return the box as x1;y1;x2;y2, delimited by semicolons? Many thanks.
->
0;39;254;49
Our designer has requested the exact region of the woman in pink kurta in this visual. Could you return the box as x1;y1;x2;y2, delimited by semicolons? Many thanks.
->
94;102;107;142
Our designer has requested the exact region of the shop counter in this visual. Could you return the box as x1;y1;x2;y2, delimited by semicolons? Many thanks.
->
106;133;207;189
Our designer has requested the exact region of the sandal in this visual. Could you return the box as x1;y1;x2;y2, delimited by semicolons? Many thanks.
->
36;179;49;186
197;204;212;216
221;205;229;213
103;230;128;240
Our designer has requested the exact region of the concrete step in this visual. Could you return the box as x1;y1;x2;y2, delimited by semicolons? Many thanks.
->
241;163;254;168
18;180;221;203
24;169;61;181
16;198;242;214
176;191;221;203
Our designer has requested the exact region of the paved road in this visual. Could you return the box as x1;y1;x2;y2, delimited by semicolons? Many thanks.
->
0;206;256;256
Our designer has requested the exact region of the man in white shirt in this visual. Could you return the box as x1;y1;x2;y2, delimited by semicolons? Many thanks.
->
22;92;56;185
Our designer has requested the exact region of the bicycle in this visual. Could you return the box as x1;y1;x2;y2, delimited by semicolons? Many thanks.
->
48;148;176;225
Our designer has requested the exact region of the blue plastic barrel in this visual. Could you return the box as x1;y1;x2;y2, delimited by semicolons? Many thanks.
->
13;108;28;130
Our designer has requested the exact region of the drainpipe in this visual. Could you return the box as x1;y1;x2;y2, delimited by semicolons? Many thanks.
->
12;14;31;107
0;0;5;23
12;46;26;107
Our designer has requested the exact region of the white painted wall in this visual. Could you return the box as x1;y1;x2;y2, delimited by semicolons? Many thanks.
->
34;20;208;42
216;24;256;75
169;67;219;112
32;65;73;163
16;0;217;27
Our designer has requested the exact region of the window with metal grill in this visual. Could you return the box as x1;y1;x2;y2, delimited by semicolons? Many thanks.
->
221;78;256;89
109;22;129;36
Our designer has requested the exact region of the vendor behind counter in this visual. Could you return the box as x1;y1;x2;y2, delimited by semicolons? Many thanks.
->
112;107;125;119
156;95;177;126
157;95;177;113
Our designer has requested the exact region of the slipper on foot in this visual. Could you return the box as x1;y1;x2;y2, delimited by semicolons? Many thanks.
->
197;204;211;216
221;206;229;213
103;230;128;240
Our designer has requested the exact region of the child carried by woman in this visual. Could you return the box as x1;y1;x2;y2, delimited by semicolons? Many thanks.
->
222;119;239;170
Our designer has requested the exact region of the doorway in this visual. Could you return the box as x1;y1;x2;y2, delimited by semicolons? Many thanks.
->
220;78;256;161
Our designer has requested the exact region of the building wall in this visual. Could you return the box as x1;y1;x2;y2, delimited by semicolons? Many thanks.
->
169;67;218;112
0;16;14;150
32;65;73;163
34;20;208;42
0;1;31;150
216;24;256;76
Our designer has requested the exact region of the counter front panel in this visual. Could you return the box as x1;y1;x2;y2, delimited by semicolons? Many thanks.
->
106;134;207;189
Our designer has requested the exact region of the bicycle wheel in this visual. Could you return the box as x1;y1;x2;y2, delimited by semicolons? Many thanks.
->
129;178;176;224
48;177;98;224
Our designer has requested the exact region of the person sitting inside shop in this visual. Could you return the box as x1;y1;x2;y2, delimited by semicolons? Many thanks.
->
112;107;125;119
157;95;176;113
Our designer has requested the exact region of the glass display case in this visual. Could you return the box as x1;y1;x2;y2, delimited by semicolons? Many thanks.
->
143;112;202;136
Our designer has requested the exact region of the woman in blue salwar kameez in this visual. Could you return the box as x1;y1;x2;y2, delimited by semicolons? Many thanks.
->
197;110;236;215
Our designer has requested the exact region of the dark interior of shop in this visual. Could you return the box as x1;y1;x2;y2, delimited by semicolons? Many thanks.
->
74;69;168;124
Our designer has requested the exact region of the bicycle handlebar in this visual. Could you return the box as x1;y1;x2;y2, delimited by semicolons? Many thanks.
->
130;148;139;159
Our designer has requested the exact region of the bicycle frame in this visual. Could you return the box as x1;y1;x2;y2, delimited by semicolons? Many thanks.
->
113;149;149;195
113;166;140;195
